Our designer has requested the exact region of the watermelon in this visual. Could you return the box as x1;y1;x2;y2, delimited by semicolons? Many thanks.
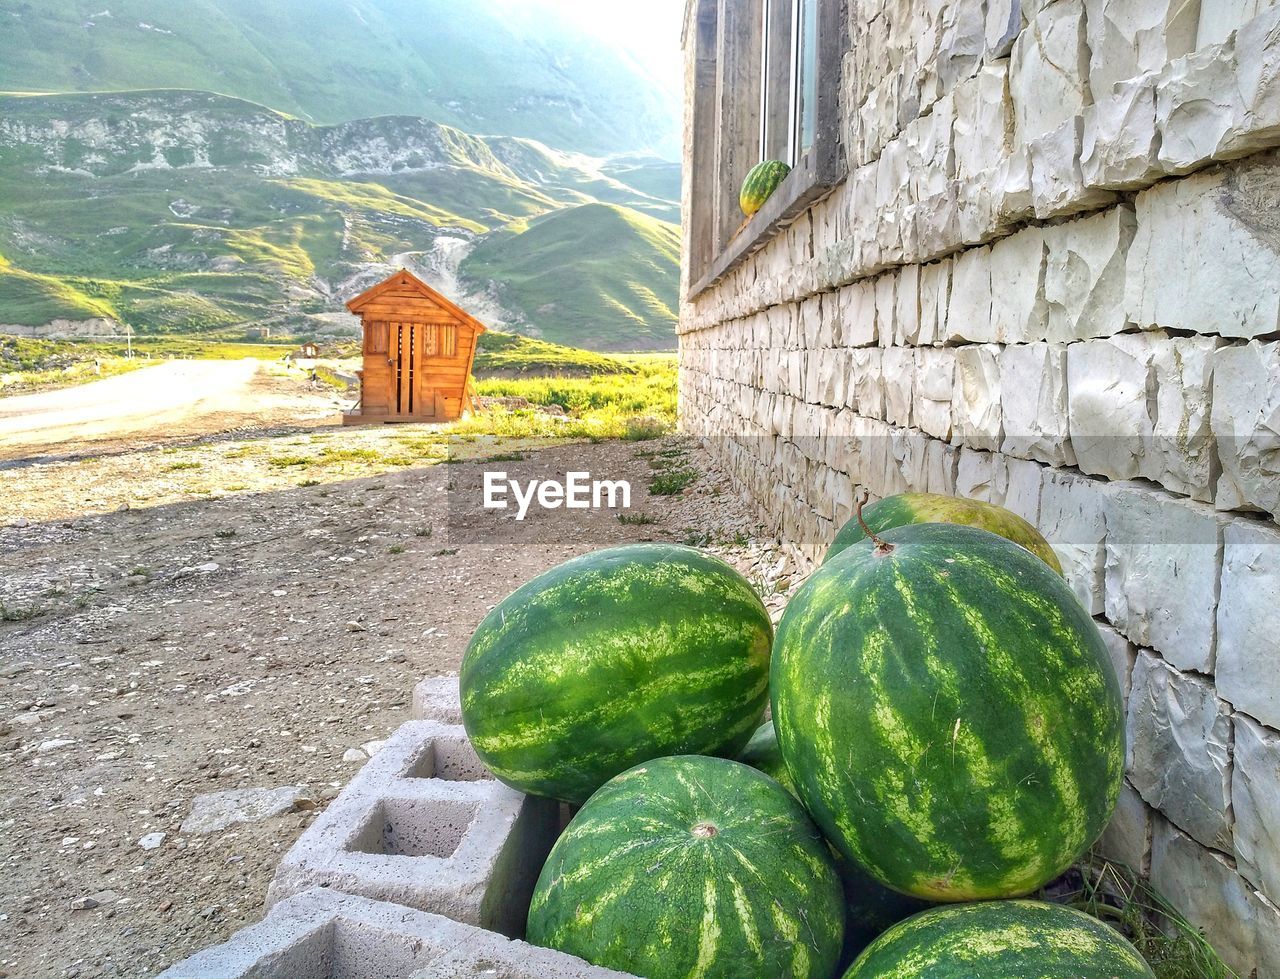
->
739;719;932;965
740;160;791;217
825;492;1063;574
460;543;772;804
844;900;1155;978
527;755;845;979
773;523;1124;901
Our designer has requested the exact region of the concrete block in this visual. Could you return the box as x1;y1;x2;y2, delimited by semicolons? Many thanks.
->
1126;651;1233;851
1081;73;1163;190
1043;206;1137;341
1233;712;1280;906
1084;0;1200;99
1103;483;1225;672
952;343;1003;452
1096;779;1153;873
989;227;1048;343
1038;468;1107;614
944;245;993;343
1216;519;1280;729
1211;340;1280;518
412;676;463;726
1150;818;1280;979
159;888;628;979
267;721;559;937
1000;342;1076;467
1011;1;1091;143
1125;157;1280;339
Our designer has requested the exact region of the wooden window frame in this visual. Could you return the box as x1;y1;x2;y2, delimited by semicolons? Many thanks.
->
685;0;846;300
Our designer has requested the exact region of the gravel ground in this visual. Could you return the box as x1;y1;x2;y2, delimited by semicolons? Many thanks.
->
0;426;802;977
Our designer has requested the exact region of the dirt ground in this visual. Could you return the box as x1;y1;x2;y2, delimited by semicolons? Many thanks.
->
0;396;800;976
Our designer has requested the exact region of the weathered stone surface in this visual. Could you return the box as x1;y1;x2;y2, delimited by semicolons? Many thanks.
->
1000;342;1076;467
993;455;1045;526
917;259;949;346
995;143;1036;223
1125;158;1280;339
1011;2;1091;144
1096;779;1153;873
1029;117;1119;218
952;343;1003;452
1038;467;1108;614
1147;334;1223;502
1127;651;1234;850
1066;333;1160;481
1097;623;1139;703
1216;519;1280;729
985;0;1022;58
944;245;992;343
1156;39;1243;170
989;227;1048;343
837;279;879;347
953;64;1014;182
1103;483;1225;672
1081;72;1163;189
1151;818;1280;979
850;347;886;420
1043;206;1136;341
181;786;313;835
1084;0;1200;99
955;447;999;501
881;347;915;429
1211;340;1280;517
893;264;922;345
913;347;954;440
1197;0;1277;48
1233;713;1280;905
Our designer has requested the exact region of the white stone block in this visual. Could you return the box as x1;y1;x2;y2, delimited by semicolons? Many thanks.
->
1000;342;1076;467
893;264;922;345
914;347;955;440
1084;0;1200;100
882;347;916;429
944;245;993;343
952;343;1003;452
851;347;887;420
1216;519;1280;729
993;455;1045;526
1125;158;1280;339
1146;334;1223;502
1126;651;1233;850
995;144;1036;224
1103;483;1225;671
838;279;879;347
1096;780;1153;873
1097;623;1139;703
955;447;999;502
1039;467;1108;614
1233;713;1280;906
1029;117;1119;219
952;64;1014;183
986;0;1022;57
1081;73;1163;190
936;0;986;95
989;227;1048;343
875;271;897;348
1043;206;1137;341
1150;818;1280;979
1066;333;1160;481
1011;2;1091;144
1211;340;1280;517
924;439;960;496
1197;0;1277;47
917;259;950;346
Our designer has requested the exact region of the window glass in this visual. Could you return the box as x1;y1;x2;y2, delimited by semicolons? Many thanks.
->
796;0;818;158
760;0;793;163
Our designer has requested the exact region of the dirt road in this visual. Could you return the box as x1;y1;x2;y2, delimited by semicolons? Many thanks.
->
0;425;800;977
0;361;342;461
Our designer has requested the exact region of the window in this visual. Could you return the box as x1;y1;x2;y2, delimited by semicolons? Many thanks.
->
685;0;845;298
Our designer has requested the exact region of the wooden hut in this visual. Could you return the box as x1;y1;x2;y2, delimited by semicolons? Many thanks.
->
344;269;486;424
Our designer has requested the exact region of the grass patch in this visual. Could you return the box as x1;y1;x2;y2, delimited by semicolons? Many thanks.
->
649;467;699;496
165;461;202;471
617;512;657;525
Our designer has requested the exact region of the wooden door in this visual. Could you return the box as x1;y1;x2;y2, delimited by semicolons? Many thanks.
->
388;321;426;417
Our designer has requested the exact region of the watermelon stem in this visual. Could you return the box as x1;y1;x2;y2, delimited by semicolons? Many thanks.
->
856;491;895;556
692;822;719;839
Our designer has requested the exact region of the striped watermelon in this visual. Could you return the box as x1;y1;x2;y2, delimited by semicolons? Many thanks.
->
739;719;931;965
460;543;772;804
740;160;791;217
825;492;1063;574
773;522;1124;901
527;755;845;979
844;900;1155;978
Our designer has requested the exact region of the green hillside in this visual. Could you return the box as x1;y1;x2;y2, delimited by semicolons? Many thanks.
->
0;91;681;349
462;204;680;352
0;0;679;158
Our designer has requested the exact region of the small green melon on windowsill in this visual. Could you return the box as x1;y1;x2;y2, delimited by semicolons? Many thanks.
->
740;159;792;217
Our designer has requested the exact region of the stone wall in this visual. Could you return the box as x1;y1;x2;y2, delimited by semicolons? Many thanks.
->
679;0;1280;973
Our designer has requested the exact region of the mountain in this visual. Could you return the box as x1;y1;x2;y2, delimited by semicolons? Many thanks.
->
462;204;679;351
0;91;681;350
0;0;680;159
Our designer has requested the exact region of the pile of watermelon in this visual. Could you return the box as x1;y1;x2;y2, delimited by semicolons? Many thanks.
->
459;493;1154;978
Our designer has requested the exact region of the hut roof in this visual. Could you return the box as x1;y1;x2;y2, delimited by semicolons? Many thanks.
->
345;269;488;335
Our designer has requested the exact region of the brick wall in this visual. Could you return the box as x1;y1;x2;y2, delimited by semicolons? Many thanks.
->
679;1;1280;973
